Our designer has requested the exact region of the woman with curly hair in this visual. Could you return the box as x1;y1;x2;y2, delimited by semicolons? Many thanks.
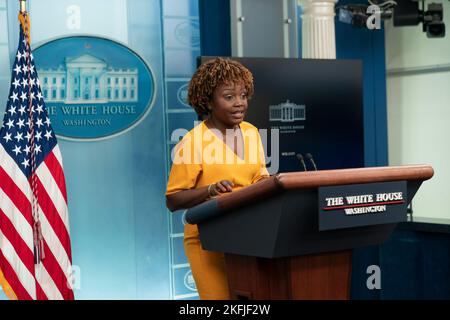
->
165;57;269;300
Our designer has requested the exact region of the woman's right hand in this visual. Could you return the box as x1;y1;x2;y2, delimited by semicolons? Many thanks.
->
209;180;234;197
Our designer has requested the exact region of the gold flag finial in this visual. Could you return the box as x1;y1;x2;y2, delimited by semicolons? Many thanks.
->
18;1;31;44
19;0;26;13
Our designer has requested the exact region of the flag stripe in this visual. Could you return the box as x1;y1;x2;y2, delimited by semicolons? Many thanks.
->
52;145;64;168
0;163;33;227
0;228;36;299
1;167;73;287
40;239;73;300
0;251;30;300
0;187;33;251
35;177;72;258
0;144;33;205
37;202;72;289
36;159;70;232
0;208;34;274
44;150;67;203
35;263;63;300
1;144;72;300
35;280;49;300
0;207;54;301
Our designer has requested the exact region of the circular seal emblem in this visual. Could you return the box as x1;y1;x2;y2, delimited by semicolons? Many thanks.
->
184;270;197;292
177;83;189;107
33;36;156;141
174;21;200;47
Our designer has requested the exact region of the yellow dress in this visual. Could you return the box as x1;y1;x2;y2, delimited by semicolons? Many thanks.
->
166;120;269;300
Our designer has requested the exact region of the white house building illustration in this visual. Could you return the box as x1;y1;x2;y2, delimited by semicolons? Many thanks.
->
38;54;138;104
269;100;305;122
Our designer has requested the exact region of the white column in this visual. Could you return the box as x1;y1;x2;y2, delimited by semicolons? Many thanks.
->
133;75;138;101
56;75;61;100
66;69;72;101
299;0;338;59
230;0;244;57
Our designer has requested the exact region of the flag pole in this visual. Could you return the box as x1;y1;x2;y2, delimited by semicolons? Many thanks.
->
18;0;44;263
19;0;26;13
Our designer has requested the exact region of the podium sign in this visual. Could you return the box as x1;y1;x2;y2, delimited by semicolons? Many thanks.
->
319;181;407;231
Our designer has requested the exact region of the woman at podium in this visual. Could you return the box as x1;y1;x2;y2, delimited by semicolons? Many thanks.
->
166;58;269;299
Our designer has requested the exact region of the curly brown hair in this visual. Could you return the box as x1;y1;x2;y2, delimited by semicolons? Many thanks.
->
187;57;254;116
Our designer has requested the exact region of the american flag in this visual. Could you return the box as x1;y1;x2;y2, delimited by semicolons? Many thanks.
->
0;14;74;300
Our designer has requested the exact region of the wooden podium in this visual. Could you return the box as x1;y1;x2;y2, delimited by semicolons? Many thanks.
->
185;165;434;300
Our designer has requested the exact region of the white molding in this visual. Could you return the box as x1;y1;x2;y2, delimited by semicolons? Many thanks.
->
299;0;338;59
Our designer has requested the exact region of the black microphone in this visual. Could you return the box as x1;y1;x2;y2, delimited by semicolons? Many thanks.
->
296;154;307;171
305;153;318;171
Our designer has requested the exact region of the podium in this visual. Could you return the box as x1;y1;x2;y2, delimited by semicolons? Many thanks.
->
185;165;433;300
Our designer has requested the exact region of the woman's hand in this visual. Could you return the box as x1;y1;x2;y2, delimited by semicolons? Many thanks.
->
166;180;235;211
209;180;234;197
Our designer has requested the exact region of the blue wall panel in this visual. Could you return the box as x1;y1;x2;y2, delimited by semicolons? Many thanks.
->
0;0;199;300
162;0;201;300
379;230;450;299
199;0;231;57
335;0;388;167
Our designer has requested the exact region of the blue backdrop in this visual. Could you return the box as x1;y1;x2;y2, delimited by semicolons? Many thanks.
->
0;0;201;300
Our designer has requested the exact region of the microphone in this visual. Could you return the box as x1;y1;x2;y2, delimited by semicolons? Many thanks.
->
305;153;318;171
296;154;307;171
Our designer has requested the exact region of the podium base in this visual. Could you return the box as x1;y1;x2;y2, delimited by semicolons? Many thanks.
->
225;250;352;300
